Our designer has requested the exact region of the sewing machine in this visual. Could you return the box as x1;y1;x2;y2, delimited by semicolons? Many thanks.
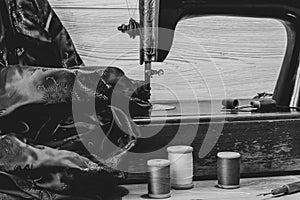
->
117;0;300;182
118;0;300;106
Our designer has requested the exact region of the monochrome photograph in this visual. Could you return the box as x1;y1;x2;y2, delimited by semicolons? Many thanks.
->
0;0;300;199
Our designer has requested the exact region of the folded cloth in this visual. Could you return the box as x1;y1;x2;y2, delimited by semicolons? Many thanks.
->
0;65;151;198
0;0;83;68
0;0;152;199
0;135;119;199
0;65;150;157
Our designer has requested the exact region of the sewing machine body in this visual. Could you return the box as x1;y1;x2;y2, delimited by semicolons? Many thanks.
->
139;0;300;107
117;99;300;182
113;0;300;182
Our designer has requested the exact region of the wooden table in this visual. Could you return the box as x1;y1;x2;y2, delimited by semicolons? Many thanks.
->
116;176;300;200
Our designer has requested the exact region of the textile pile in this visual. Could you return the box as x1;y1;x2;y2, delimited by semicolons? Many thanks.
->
0;0;151;199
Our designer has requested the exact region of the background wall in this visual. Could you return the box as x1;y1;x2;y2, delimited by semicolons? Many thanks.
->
49;0;287;101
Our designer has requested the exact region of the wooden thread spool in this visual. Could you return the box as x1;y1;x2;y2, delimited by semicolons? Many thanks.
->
147;159;171;199
217;152;241;189
167;146;194;190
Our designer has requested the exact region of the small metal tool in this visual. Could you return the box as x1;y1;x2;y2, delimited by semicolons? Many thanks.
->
257;181;300;197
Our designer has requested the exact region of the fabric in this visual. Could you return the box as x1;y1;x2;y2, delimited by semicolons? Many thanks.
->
0;65;150;159
0;135;116;200
0;0;152;199
0;0;83;68
0;65;151;199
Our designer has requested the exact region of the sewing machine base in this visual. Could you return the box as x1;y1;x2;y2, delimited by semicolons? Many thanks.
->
118;99;300;182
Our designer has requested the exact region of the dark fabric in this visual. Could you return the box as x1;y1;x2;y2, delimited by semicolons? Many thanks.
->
0;135;117;200
0;0;83;68
0;0;151;199
0;64;151;199
0;65;150;158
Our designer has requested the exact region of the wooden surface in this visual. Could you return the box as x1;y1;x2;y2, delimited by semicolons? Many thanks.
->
115;100;300;181
47;0;287;101
49;0;138;8
118;176;300;200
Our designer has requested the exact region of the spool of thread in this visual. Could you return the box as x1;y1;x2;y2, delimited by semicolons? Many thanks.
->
250;99;276;111
147;159;171;199
222;99;239;109
167;146;194;190
217;152;241;189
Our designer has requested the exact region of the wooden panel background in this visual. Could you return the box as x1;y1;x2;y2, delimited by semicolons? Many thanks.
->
121;115;300;181
49;0;138;8
48;0;287;101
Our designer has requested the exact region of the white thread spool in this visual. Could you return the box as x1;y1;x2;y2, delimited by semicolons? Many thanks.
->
167;146;194;189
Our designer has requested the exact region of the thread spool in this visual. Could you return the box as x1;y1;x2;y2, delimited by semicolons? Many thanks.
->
217;152;241;189
250;99;276;111
167;146;194;190
147;159;171;199
222;99;239;109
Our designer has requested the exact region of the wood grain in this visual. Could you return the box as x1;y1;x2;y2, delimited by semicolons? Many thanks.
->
49;0;139;9
116;103;300;181
51;6;287;101
119;176;300;200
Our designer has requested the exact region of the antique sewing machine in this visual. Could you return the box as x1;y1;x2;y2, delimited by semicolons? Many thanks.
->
1;1;300;198
117;0;300;182
118;0;300;107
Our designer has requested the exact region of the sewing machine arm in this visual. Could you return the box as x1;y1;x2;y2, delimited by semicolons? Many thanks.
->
137;0;300;106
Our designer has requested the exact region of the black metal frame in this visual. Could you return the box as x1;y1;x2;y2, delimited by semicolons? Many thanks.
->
139;0;300;107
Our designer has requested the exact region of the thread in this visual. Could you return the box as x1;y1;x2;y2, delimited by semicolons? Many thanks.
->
147;159;171;199
167;146;194;190
222;99;239;109
250;99;276;111
217;152;241;189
